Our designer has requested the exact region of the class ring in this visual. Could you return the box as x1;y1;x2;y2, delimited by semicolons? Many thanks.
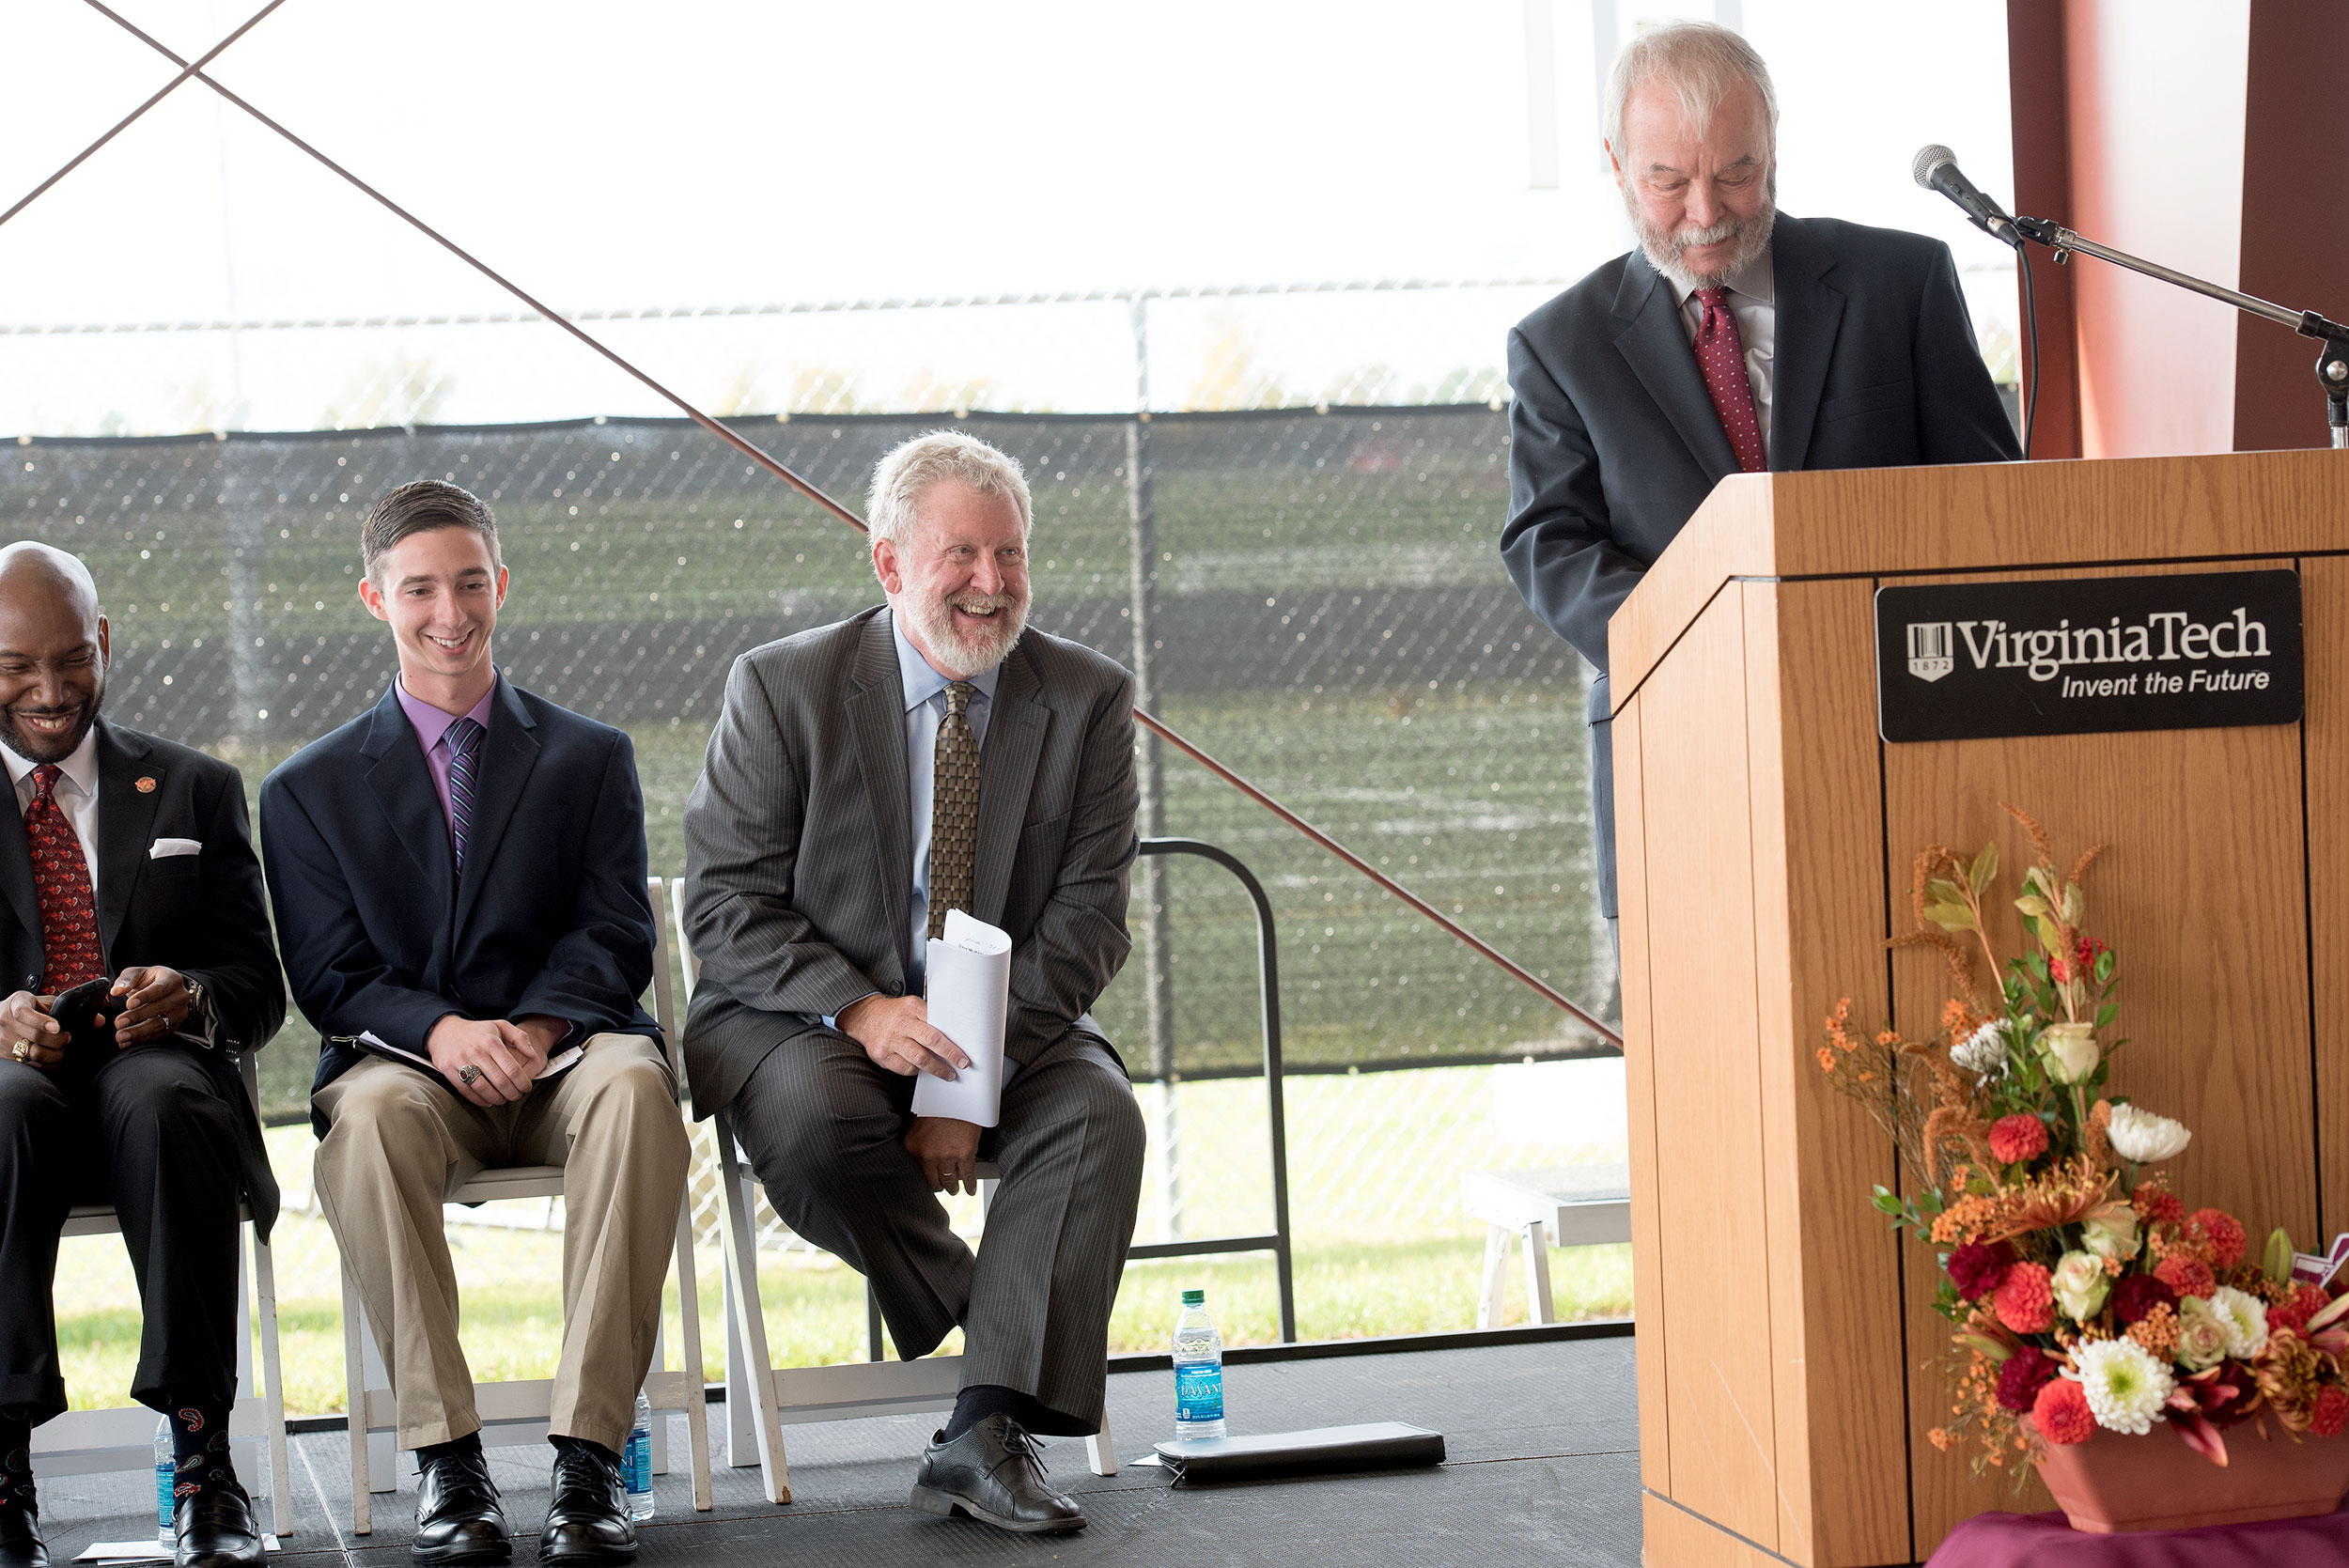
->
11;1041;28;1063
458;1063;481;1086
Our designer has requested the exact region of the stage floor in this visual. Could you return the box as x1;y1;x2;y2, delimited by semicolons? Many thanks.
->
30;1335;1640;1567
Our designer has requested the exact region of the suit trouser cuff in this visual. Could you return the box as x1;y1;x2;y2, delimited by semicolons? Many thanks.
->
0;1374;65;1427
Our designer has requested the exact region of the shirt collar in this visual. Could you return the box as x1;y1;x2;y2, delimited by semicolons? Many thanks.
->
0;725;99;799
889;609;1002;715
1669;248;1776;311
395;674;499;752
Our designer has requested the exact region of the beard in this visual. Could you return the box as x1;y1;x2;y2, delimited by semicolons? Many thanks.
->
1626;183;1776;294
0;680;102;767
900;585;1030;677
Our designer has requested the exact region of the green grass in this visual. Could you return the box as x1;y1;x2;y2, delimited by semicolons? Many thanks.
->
54;1223;1625;1419
54;1062;1628;1416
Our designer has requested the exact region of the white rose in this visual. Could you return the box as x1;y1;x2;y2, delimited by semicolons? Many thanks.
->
2207;1285;2270;1360
2039;1021;2100;1085
2107;1104;2192;1164
2052;1250;2110;1322
2078;1203;2141;1264
2176;1296;2231;1371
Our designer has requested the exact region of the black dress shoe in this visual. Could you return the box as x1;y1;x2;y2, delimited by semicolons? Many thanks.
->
0;1498;44;1568
537;1445;633;1564
174;1485;262;1568
414;1446;511;1565
910;1414;1085;1533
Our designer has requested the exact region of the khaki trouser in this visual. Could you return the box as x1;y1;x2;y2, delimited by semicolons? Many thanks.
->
313;1033;690;1453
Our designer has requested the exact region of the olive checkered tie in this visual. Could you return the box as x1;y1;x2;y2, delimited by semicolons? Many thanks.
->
928;681;980;940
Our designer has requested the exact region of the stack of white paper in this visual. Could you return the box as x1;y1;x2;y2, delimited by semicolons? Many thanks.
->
911;908;1012;1127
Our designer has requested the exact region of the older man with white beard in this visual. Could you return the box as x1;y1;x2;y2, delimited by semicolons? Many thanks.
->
680;430;1143;1536
1500;20;2018;964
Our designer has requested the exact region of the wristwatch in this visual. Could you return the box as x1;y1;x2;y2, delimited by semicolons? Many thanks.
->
183;977;208;1027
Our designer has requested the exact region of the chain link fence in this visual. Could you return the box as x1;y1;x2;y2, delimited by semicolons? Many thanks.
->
4;409;1618;1115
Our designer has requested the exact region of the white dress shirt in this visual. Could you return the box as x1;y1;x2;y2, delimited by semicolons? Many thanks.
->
0;730;99;892
1671;249;1777;458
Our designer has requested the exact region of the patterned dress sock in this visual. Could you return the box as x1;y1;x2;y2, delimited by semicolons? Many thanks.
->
168;1402;244;1504
0;1407;33;1514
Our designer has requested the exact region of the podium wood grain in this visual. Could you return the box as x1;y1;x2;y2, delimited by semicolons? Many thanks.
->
1609;451;2349;1565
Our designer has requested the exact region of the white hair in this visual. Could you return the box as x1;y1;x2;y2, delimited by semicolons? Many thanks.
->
1603;20;1778;164
866;430;1033;547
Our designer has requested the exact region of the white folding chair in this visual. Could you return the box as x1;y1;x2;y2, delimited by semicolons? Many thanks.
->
338;877;711;1532
665;878;1117;1508
32;1050;293;1539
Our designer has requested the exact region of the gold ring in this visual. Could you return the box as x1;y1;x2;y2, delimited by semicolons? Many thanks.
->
11;1041;27;1063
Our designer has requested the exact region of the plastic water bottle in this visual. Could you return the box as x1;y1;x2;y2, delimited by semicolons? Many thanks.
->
624;1391;655;1520
153;1416;175;1547
1172;1288;1227;1440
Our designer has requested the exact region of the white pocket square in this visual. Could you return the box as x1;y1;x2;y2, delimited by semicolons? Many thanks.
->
148;838;202;859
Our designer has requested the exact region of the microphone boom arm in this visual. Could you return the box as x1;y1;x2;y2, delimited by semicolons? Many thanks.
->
2012;215;2349;447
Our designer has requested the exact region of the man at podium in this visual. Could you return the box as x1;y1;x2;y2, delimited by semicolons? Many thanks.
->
1501;20;2018;961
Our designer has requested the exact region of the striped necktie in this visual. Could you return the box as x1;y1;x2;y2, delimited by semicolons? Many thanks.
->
445;716;485;873
928;682;980;939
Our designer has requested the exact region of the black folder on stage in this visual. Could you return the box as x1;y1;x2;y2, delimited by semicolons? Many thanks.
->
1152;1421;1445;1483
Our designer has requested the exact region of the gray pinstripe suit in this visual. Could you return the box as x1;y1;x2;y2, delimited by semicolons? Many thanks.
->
679;607;1145;1431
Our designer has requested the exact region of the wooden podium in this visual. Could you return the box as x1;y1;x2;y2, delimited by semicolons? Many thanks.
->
1609;450;2349;1566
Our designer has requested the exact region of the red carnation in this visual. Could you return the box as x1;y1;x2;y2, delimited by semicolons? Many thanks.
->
2111;1271;2178;1327
2312;1387;2349;1439
2156;1255;2217;1300
2134;1184;2184;1226
1997;1352;2059;1414
1996;1263;2056;1334
2033;1378;2095;1445
1948;1241;2015;1302
2270;1282;2330;1340
2075;937;2108;976
2188;1209;2248;1269
1989;1114;2049;1164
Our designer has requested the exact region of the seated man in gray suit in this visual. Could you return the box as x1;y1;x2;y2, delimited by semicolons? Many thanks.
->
681;430;1143;1535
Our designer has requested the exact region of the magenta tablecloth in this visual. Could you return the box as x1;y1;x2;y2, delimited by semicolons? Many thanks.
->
1927;1503;2349;1566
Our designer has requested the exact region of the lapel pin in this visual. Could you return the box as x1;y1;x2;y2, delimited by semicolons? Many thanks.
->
134;776;157;793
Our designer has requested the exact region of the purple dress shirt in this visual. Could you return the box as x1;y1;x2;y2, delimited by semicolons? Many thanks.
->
394;676;498;850
392;674;575;1048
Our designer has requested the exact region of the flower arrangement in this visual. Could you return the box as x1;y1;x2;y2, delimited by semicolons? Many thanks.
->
1820;804;2349;1477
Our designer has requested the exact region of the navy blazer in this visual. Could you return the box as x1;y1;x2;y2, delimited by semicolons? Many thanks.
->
258;675;660;1122
1500;214;2019;913
0;719;286;1233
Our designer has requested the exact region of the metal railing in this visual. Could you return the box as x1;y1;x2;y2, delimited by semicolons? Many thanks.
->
863;835;1298;1353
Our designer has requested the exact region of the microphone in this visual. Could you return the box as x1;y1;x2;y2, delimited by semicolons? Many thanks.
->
1911;145;2019;245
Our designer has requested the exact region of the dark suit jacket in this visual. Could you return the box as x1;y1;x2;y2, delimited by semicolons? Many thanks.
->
0;720;287;1234
258;675;660;1126
1500;214;2020;911
679;609;1139;1118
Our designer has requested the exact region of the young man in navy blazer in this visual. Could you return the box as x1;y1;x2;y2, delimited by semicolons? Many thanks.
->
0;544;284;1568
260;483;687;1567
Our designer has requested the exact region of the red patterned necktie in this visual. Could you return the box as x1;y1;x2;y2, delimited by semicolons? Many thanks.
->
1691;287;1767;474
25;764;102;991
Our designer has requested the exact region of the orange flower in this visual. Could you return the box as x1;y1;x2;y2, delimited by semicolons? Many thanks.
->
2126;1303;2180;1359
1816;1047;1837;1072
